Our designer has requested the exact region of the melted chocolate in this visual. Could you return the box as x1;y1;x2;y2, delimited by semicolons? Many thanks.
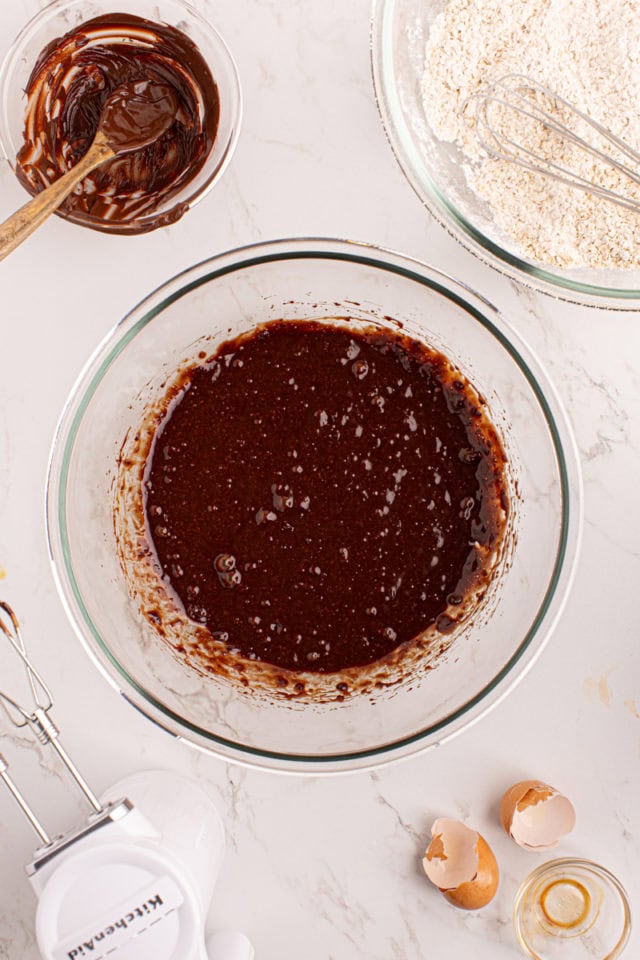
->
143;322;508;674
16;14;220;232
98;80;178;152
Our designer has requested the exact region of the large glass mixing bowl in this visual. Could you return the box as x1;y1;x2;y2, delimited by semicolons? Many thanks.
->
46;239;582;773
371;0;640;308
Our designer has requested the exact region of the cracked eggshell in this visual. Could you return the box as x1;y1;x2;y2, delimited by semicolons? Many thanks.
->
500;780;576;851
422;818;499;910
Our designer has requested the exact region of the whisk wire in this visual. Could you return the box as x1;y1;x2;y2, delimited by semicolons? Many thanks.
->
0;601;102;814
0;601;53;727
479;91;640;190
472;74;640;215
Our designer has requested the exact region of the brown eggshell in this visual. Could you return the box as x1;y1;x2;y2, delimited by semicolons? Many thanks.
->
422;819;499;910
500;779;575;850
500;780;552;833
441;836;499;910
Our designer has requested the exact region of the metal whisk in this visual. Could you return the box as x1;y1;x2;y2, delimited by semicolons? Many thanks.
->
471;74;640;214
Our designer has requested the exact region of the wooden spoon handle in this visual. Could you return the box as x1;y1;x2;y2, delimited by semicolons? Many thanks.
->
0;133;115;262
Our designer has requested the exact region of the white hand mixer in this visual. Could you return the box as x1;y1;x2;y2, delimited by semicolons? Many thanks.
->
0;601;254;960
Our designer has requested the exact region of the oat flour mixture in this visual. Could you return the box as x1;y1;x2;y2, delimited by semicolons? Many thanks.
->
423;0;640;270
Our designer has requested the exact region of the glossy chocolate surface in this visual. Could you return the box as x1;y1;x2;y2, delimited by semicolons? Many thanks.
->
143;321;509;674
98;80;178;153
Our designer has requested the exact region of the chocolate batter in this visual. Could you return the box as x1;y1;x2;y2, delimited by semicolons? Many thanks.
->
143;322;508;674
16;14;220;232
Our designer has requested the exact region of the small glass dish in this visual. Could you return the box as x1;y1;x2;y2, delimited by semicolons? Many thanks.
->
0;0;242;234
46;238;582;773
514;859;632;960
371;0;640;308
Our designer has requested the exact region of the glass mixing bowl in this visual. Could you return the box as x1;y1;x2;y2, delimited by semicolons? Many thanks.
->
371;0;640;308
46;239;582;773
0;0;241;234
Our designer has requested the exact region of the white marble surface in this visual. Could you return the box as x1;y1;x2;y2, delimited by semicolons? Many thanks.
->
0;1;638;957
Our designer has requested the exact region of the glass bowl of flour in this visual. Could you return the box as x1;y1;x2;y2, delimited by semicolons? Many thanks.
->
371;0;640;307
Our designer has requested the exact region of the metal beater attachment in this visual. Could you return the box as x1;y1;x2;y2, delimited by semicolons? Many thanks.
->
0;601;103;843
471;74;640;214
0;751;51;844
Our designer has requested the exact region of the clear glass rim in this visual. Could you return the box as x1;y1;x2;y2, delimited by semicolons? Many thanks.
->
370;0;640;310
513;858;632;960
46;237;583;772
0;0;243;232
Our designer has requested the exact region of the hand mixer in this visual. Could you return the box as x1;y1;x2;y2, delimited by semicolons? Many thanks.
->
470;73;640;213
0;601;254;960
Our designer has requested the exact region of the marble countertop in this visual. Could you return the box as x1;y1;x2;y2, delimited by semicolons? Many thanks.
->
0;1;638;957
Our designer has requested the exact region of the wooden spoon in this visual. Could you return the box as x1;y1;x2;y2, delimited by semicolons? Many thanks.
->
0;79;178;261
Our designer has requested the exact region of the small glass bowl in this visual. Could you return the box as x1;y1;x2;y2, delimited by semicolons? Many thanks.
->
46;238;582;773
371;0;640;308
0;0;242;234
514;859;632;960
